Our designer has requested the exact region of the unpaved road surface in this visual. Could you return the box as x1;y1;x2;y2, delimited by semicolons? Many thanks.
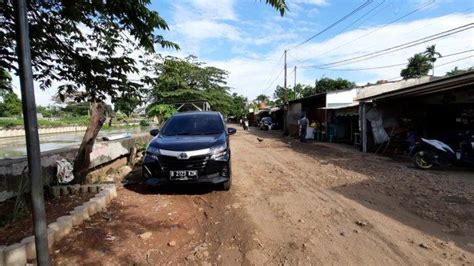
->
53;128;474;265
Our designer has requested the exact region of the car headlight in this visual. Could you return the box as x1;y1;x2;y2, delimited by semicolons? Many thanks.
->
210;143;228;160
145;146;160;160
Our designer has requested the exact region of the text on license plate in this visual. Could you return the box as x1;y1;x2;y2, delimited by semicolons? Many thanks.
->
169;170;198;180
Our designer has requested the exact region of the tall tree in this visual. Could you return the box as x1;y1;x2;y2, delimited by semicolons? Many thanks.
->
400;54;432;79
114;96;140;117
229;93;248;118
1;1;178;183
1;0;287;183
401;45;441;79
0;68;13;94
145;55;233;115
424;45;442;75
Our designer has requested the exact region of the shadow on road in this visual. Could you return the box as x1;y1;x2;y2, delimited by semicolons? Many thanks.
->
124;182;215;196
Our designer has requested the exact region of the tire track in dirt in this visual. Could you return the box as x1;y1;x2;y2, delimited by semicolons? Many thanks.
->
230;129;473;265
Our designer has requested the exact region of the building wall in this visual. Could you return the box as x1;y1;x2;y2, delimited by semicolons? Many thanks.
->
287;102;302;136
326;88;358;108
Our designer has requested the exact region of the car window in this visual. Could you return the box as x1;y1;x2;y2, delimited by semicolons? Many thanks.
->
161;114;224;136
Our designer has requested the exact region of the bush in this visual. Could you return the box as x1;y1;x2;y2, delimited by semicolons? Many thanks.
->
139;119;150;127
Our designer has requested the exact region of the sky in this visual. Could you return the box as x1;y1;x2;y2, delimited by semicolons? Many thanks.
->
12;0;474;105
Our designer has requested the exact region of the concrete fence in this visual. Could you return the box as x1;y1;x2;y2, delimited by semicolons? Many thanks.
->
0;126;88;138
0;133;151;202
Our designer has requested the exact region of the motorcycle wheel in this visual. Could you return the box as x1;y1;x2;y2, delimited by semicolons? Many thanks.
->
414;150;434;170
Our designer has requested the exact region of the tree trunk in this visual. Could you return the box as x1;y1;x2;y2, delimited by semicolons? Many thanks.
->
73;101;107;184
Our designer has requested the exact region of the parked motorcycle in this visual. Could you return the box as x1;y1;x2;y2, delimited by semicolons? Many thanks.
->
410;131;474;169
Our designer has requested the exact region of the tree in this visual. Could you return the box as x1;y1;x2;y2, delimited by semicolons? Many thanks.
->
446;66;474;77
400;54;432;79
145;55;233;115
314;78;355;94
114;96;140;117
1;0;287;183
0;68;12;94
0;91;22;117
1;1;179;183
229;93;248;118
146;104;176;125
255;94;270;104
424;45;442;75
401;45;441;79
273;85;296;105
63;102;90;117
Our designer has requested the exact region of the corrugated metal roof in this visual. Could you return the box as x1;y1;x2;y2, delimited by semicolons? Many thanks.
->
356;71;474;101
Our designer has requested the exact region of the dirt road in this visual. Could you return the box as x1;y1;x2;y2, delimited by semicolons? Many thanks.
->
53;128;474;265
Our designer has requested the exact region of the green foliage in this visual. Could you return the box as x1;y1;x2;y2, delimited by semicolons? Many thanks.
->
139;119;150;127
0;116;91;128
0;68;12;94
0;91;22;117
273;78;355;105
114;96;140;117
400;54;432;79
145;55;233;115
446;66;474;76
401;45;441;79
63;102;90;117
146;104;176;124
263;0;287;15
1;0;178;106
229;93;248;118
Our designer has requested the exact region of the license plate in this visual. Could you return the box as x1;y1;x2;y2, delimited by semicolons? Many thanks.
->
169;170;198;180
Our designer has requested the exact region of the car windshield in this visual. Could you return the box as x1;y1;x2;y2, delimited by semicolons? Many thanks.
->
262;117;272;122
161;114;224;136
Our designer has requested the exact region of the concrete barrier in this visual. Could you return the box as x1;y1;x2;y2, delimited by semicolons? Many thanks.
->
0;133;150;202
2;243;26;266
0;126;87;139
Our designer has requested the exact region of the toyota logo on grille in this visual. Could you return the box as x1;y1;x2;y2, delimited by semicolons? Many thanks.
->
177;152;190;160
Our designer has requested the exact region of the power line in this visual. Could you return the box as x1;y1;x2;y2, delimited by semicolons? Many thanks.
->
296;0;435;64
435;55;473;68
291;0;373;50
262;67;284;95
301;49;474;71
328;0;387;44
258;52;285;94
309;23;474;68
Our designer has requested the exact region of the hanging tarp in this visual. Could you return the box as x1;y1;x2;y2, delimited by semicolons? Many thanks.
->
366;108;389;144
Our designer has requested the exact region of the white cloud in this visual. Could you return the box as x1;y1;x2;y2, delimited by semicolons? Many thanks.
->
189;0;237;21
289;13;474;80
292;0;329;6
201;13;474;101
174;19;241;41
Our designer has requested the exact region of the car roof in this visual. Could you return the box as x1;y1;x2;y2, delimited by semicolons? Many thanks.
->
172;111;222;117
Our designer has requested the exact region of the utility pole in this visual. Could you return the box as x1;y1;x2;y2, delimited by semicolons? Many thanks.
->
294;65;297;89
284;50;287;102
14;0;50;264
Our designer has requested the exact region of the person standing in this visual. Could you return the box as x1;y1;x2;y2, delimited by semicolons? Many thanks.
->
298;113;309;142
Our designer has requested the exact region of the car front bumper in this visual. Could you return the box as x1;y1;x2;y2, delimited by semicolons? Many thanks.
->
142;153;231;186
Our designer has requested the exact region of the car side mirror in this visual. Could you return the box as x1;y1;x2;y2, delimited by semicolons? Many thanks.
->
228;127;237;135
149;128;159;136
